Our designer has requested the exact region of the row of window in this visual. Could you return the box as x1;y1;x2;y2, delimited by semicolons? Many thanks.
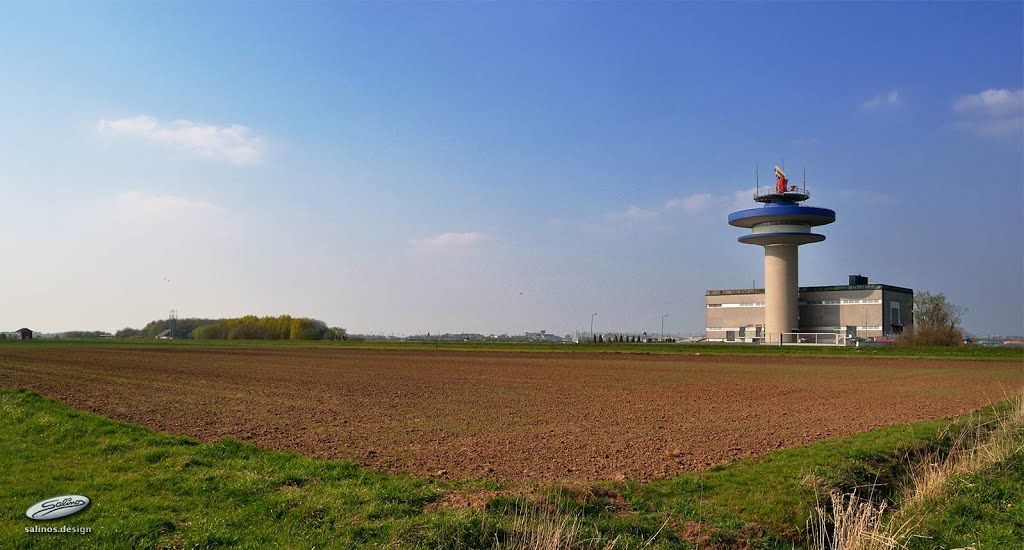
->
802;326;884;331
708;299;882;308
707;326;884;332
799;299;883;305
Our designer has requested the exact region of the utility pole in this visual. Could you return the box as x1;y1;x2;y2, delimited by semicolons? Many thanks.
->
661;314;669;341
590;313;597;342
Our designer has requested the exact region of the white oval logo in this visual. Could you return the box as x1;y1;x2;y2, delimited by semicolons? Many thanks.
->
25;495;90;521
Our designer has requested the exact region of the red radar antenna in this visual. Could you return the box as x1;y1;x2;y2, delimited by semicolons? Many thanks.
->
774;165;789;194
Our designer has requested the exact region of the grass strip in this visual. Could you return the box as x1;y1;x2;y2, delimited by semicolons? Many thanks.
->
3;338;1021;361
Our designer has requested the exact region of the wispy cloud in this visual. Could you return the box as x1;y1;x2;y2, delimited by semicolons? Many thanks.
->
607;205;659;221
952;88;1023;138
606;188;758;226
953;89;1024;116
111;191;222;222
97;115;264;165
665;188;758;214
104;191;239;240
665;192;714;214
861;90;902;111
410;231;485;256
839;188;897;205
727;187;758;211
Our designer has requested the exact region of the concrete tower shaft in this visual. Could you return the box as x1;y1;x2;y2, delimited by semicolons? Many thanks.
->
727;166;835;343
764;244;798;335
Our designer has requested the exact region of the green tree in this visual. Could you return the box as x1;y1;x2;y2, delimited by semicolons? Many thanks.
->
915;291;964;329
324;327;347;341
901;291;966;346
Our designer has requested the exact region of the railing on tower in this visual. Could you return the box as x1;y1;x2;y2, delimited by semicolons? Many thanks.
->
753;165;810;203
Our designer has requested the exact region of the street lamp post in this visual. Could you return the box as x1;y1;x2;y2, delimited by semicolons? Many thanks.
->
661;314;669;341
591;313;597;342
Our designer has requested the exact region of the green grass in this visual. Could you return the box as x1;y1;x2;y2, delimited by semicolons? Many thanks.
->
1;389;1020;548
0;388;447;547
4;337;1021;361
626;400;1020;544
905;440;1024;549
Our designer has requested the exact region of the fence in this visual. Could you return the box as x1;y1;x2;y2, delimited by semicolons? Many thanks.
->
703;332;847;346
575;331;846;346
766;332;846;346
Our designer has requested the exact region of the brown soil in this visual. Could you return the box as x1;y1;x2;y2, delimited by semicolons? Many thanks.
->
0;346;1020;482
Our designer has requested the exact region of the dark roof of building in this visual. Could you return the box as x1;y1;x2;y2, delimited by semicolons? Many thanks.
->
16;327;32;332
706;284;913;296
802;283;913;294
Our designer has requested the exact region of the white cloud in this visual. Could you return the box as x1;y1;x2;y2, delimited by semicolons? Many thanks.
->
728;187;758;211
410;231;485;256
111;191;223;223
861;90;902;111
952;89;1024;138
665;192;714;214
953;89;1024;116
97;115;264;165
663;188;756;214
607;188;758;228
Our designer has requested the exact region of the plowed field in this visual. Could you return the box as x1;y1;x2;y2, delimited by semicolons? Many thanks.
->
1;346;1019;482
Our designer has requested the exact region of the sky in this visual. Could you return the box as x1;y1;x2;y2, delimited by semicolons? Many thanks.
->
1;2;1022;337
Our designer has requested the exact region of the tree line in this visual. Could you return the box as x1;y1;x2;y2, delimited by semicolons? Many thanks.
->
115;315;346;341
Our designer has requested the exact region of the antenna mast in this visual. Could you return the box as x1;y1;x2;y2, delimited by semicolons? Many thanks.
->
169;308;178;339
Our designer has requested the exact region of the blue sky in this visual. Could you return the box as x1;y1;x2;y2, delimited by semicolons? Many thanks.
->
2;2;1021;337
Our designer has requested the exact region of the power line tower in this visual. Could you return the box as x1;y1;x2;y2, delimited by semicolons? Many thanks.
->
169;309;178;339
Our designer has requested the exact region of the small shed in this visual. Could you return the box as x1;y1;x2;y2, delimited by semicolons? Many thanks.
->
15;328;33;340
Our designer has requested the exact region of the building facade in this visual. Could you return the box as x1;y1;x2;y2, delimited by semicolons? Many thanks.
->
705;276;913;342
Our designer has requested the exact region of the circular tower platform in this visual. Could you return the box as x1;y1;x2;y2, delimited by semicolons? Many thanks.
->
729;202;835;246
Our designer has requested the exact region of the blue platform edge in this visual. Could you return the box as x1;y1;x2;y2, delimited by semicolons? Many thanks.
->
737;232;827;244
728;204;836;226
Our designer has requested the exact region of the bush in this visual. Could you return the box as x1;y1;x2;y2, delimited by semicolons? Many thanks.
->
897;290;966;347
898;324;962;346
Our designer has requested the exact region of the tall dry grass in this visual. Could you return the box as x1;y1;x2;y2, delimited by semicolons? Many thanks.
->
903;395;1024;507
493;494;667;550
494;504;617;550
807;492;916;550
807;391;1024;550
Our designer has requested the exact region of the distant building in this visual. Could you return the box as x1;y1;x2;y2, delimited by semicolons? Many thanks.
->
524;330;564;343
156;329;172;339
706;275;913;342
15;328;33;340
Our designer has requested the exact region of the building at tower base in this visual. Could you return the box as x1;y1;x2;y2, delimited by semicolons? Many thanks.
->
705;275;913;343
